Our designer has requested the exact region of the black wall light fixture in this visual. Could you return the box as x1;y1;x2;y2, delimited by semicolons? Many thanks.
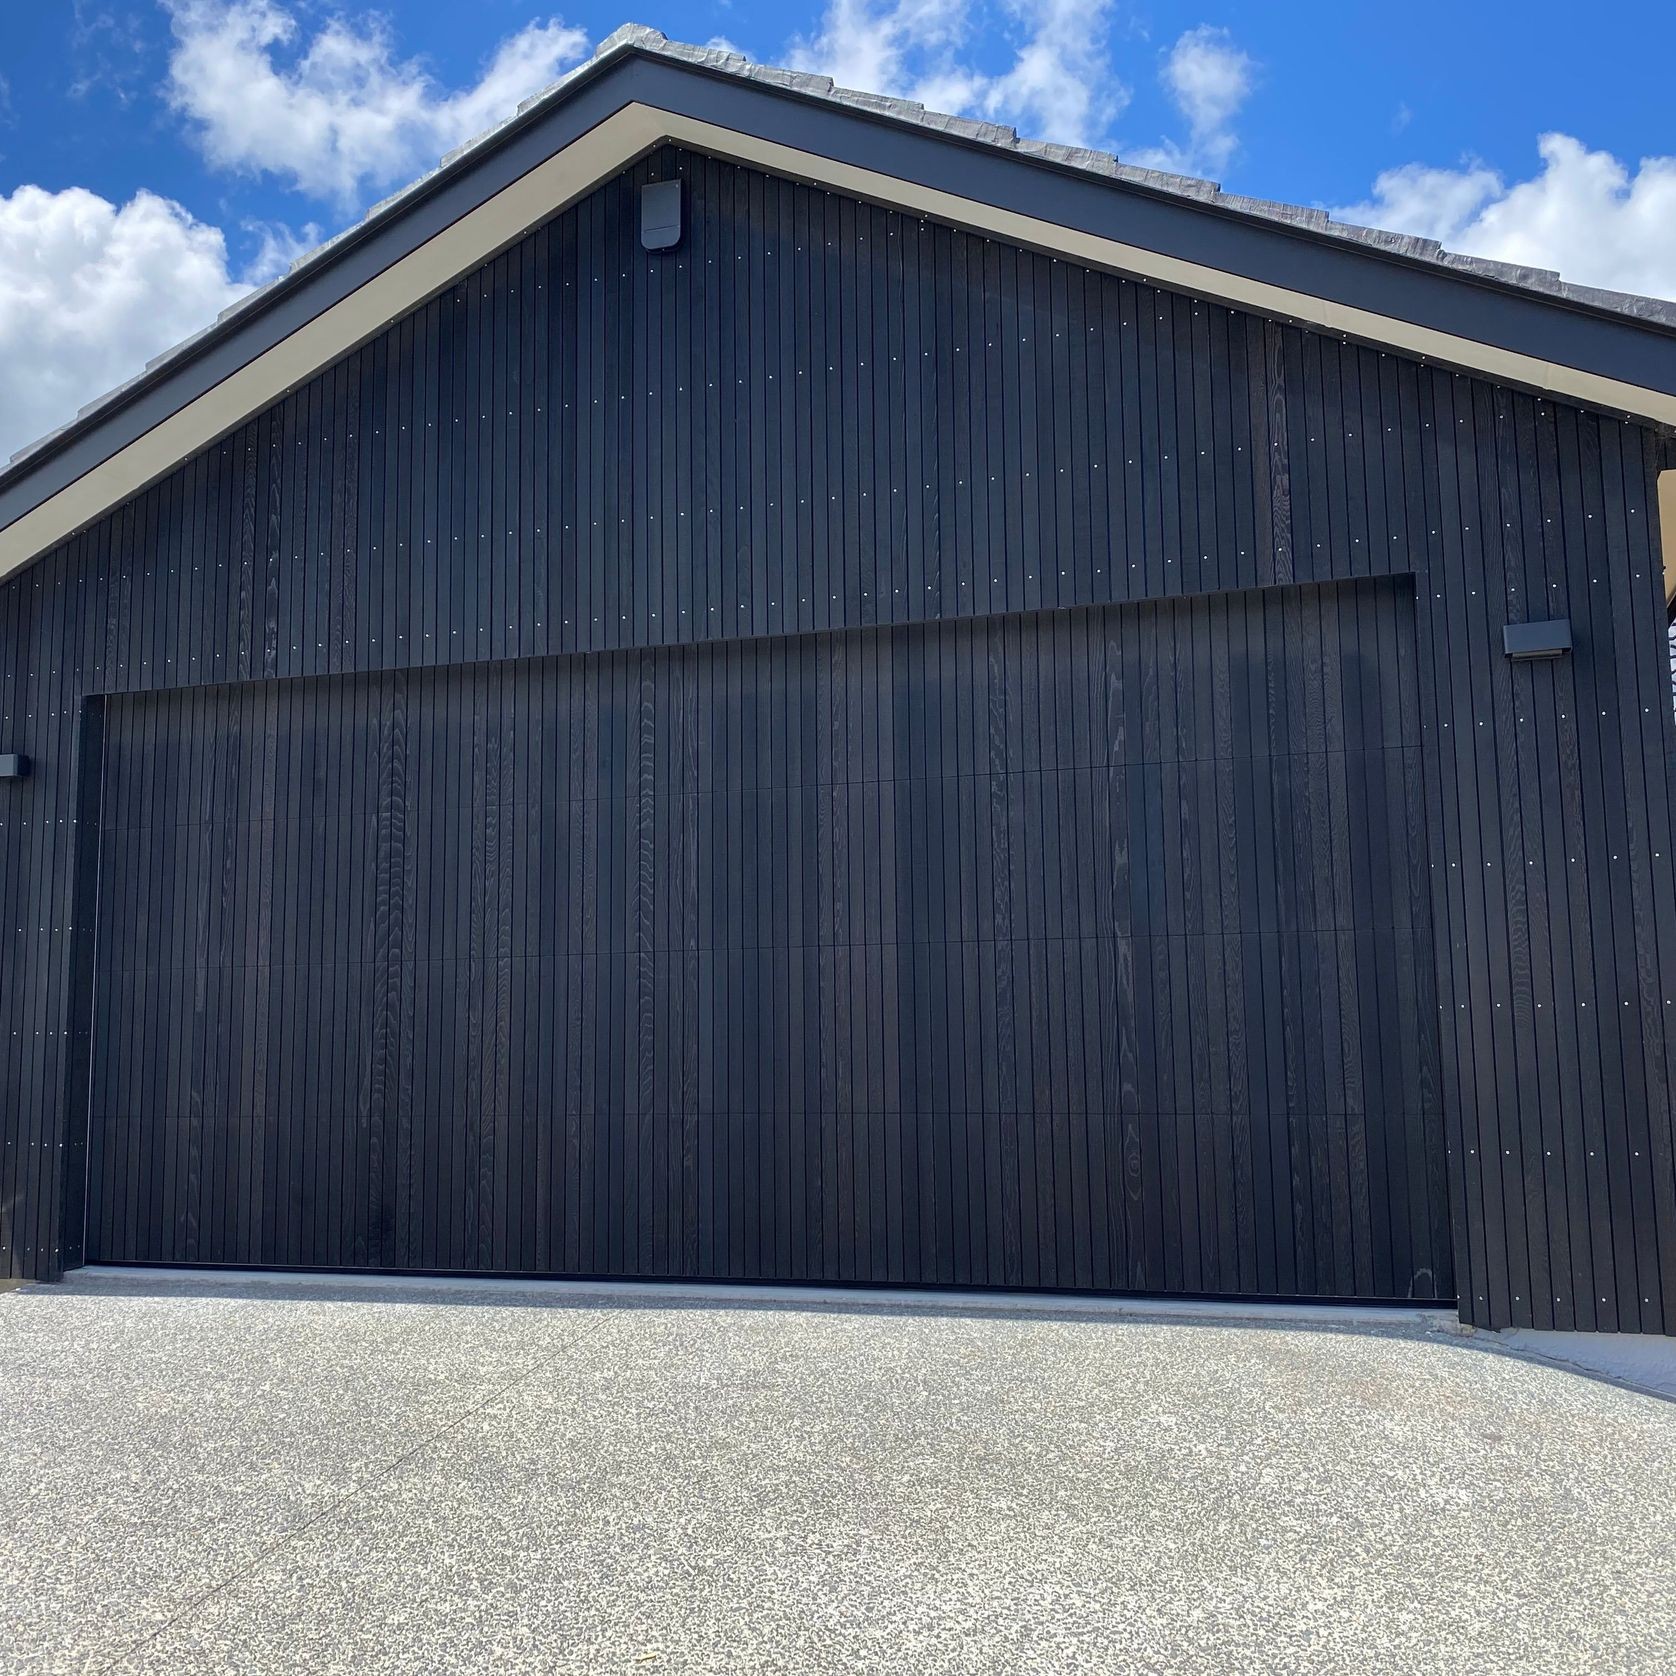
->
1503;619;1572;661
0;753;30;779
640;180;682;251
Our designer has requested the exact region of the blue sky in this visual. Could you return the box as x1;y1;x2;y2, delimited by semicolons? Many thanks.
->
1;1;1672;459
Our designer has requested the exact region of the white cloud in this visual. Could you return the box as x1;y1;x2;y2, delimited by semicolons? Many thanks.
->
164;1;589;208
70;3;152;107
1335;160;1503;245
1335;134;1676;301
1129;24;1255;177
978;0;1120;150
1163;25;1252;144
242;217;321;285
788;0;1124;151
788;0;973;108
0;186;252;461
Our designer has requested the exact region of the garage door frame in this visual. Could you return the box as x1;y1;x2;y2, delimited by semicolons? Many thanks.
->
61;577;1457;1302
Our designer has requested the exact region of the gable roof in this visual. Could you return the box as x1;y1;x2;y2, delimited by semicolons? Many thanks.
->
4;21;1675;584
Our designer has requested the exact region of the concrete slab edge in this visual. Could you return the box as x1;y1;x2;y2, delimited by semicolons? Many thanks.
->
27;1266;1676;1402
60;1265;1457;1333
1465;1326;1676;1403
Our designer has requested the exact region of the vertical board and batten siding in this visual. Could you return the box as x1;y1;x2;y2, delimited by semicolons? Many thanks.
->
0;143;1673;1326
82;584;1448;1296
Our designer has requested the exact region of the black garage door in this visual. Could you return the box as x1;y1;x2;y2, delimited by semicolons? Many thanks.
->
84;578;1453;1299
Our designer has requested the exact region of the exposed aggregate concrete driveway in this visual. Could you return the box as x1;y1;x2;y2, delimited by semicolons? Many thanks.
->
2;1273;1673;1675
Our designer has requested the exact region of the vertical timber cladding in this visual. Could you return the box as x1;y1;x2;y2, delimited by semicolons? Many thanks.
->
85;582;1451;1297
0;141;1673;1327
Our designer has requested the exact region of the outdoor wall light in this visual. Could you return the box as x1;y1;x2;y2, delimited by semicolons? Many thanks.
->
0;754;30;779
640;180;682;251
1503;619;1572;661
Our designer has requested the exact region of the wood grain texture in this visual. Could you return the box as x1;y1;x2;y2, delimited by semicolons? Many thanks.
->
1;144;1673;1325
82;584;1448;1296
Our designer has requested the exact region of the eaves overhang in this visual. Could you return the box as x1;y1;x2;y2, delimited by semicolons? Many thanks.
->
4;24;1676;584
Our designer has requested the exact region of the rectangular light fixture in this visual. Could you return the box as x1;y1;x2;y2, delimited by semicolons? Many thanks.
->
1503;619;1572;660
0;753;29;779
640;180;682;251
